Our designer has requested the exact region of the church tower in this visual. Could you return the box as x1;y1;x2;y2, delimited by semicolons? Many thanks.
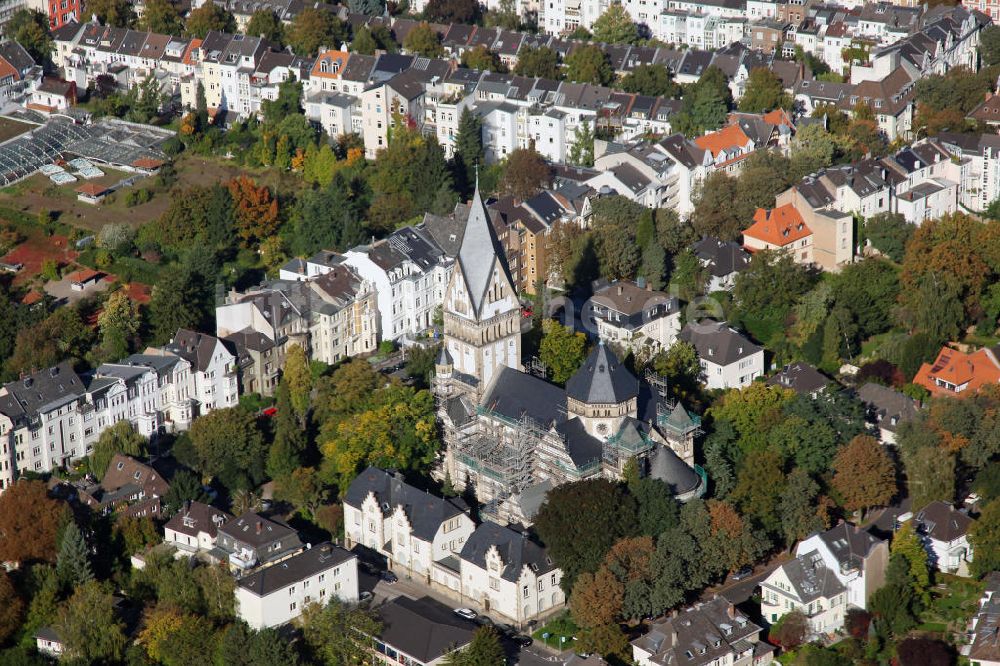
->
441;178;522;390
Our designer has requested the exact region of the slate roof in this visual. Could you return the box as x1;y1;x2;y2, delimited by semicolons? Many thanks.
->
968;572;1000;664
566;342;639;405
553;418;604;468
914;501;974;543
376;596;476;663
343;466;468;541
814;522;884;573
481;366;567;428
459;521;557;582
164;501;232;539
648;445;701;495
163;329;225;373
237;542;355;597
101;453;170;499
856;382;919;434
219;511;299;547
776;550;846;603
0;361;83;422
766;362;830;394
455;179;516;317
679;320;761;366
692;237;750;278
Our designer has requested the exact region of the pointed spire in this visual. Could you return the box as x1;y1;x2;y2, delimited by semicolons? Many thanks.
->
457;170;514;317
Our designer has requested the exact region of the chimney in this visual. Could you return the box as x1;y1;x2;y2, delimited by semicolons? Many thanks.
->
256;521;262;535
727;603;736;619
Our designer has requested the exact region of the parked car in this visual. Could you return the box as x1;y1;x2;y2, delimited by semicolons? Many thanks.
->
497;623;517;637
359;591;373;603
454;608;478;621
514;635;533;648
475;615;494;627
731;566;753;581
381;571;398;584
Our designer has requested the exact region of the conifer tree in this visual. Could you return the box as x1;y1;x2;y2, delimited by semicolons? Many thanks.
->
56;522;93;589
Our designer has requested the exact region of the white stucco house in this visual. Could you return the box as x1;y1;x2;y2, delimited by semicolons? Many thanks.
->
678;320;765;390
794;523;889;610
587;281;681;356
235;542;359;630
163;501;233;555
343;466;476;579
761;550;848;636
909;501;976;577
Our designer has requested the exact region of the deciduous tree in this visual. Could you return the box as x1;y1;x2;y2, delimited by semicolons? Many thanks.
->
245;9;284;44
185;3;236;38
189;407;267;491
139;0;183;34
443;626;505;665
424;0;480;23
620;64;679;97
285;7;348;56
226;176;280;248
84;0;133;27
591;2;638;44
539;319;588;385
832;435;896;517
403;22;444;58
0;571;23;644
282;343;312;422
514;46;561;79
970;498;1000;576
498;147;552;200
769;610;808;649
565;45;613;85
738;68;791;112
890;522;931;604
56;581;127;663
0;480;67;563
301;601;381;666
3;9;53;63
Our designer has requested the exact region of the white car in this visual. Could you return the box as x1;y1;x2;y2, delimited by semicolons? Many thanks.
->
454;608;478;621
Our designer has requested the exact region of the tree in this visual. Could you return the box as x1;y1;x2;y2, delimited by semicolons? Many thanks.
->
534;479;638;591
981;25;1000;67
779;468;828;546
139;0;183;34
498;147;552;200
245;9;284;44
571;567;623;629
864;212;913;263
731;448;786;536
769;610;809;649
591;2;638;44
903;445;955;514
274;467;325;518
690;172;744;240
890;522;931;605
539;319;588;385
590;195;646;279
226;175;280;248
282;343;312;423
115;515;160;555
652;341;702;403
83;0;133;26
301;601;381;666
453;108;484;197
56;520;94;589
514;46;561;79
370;124;454;225
6;306;95;378
896;637;955;666
672;67;731;137
443;626;506;665
565;45;613;85
3;9;53;64
149;267;211;346
163;469;208;514
216;623;301;666
348;0;384;15
291;172;367;255
630;477;679;538
189;408;267;491
404;22;444;58
267;382;307;480
969;498;1000;576
352;25;379;54
789;123;835;181
734;249;814;324
96;290;141;360
286;7;348;56
738;68;790;112
0;571;23;644
56;581;127;663
832;435;896;517
0;480;67;563
425;0;480;22
568;119;595;167
620;64;679;97
460;45;503;72
185;3;236;38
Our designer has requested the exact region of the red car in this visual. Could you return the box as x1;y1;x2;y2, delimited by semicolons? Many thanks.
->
261;407;278;417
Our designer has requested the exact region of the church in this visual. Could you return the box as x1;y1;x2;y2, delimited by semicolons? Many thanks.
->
433;180;704;525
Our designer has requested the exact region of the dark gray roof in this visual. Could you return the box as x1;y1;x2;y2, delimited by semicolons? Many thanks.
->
237;542;354;597
565;343;638;405
0;361;83;422
692;237;750;278
343;466;468;541
814;523;884;572
164;329;227;373
459;521;557;582
0;41;35;74
456;179;516;317
914;501;974;543
553;418;604;468
775;550;846;603
164;501;232;539
632;596;763;666
648;445;701;495
481;366;566;428
856;382;919;433
766;362;830;395
376;596;477;663
679;320;761;366
219;511;299;547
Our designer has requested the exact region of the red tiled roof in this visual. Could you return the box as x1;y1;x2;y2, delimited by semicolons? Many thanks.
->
68;268;102;284
913;346;1000;397
743;204;811;246
694;123;752;158
311;50;349;79
75;183;109;196
132;157;164;169
21;290;42;305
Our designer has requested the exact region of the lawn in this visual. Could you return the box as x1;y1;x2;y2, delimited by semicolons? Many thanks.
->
917;574;985;635
532;612;579;652
0;117;33;144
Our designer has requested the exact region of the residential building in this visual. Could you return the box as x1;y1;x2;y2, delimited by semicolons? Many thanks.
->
692;237;750;292
678;320;764;390
77;453;171;518
743;204;814;265
760;550;848;635
343;466;476;580
774;175;857;272
794;523;889;610
962;572;1000;666
587;280;682;355
156;329;239;415
452;521;565;625
632;596;774;666
856;382;920;445
912;345;1000;398
371;596;478;666
909;501;975;576
217;511;304;570
766;362;830;396
164;501;233;555
236;542;359;629
0;42;41;104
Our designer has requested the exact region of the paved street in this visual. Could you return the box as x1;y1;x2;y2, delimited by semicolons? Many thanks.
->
699;553;789;605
